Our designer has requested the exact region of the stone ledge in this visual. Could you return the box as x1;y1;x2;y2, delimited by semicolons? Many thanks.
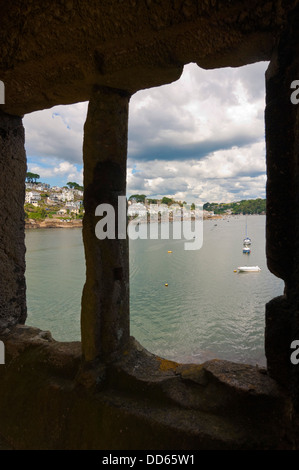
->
0;325;292;449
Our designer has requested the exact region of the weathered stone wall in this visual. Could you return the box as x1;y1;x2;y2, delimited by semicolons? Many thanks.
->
0;326;291;450
0;111;26;329
0;0;298;116
1;0;299;450
265;6;299;401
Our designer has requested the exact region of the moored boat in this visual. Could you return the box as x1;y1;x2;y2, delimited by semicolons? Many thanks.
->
243;236;251;245
243;216;251;245
238;266;261;272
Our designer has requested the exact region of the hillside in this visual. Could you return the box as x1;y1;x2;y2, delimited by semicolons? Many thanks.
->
203;199;266;215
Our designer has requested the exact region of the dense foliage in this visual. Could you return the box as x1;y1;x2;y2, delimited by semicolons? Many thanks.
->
203;199;266;215
67;182;84;191
128;194;147;203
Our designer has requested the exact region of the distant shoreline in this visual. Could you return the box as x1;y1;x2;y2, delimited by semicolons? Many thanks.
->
25;218;83;229
24;213;264;230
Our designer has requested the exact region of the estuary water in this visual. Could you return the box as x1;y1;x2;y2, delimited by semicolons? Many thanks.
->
25;215;284;366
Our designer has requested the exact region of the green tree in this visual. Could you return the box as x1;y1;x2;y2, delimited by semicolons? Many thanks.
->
203;198;266;215
67;182;83;191
129;194;146;203
161;196;173;206
146;198;158;204
26;172;40;184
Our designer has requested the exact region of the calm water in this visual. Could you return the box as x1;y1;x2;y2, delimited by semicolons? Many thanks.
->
25;215;284;366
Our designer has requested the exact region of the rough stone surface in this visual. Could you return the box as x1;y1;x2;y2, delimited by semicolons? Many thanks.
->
265;296;292;386
0;0;299;451
0;0;298;116
0;327;291;450
265;7;299;411
0;111;26;329
81;87;130;362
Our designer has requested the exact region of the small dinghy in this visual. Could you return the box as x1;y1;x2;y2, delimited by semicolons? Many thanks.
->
238;266;261;272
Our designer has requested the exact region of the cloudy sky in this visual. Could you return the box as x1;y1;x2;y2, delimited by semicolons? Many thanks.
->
24;61;269;204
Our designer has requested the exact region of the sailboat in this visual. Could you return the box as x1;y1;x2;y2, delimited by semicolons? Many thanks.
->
243;215;251;245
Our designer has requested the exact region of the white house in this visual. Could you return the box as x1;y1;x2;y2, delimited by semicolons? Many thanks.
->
47;195;61;205
34;183;50;191
65;201;83;215
25;191;41;204
57;208;67;216
128;202;147;217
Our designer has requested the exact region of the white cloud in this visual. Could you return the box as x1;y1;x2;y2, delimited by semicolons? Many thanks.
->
23;61;269;202
128;61;267;157
126;61;268;202
28;161;83;186
24;102;88;164
127;139;266;203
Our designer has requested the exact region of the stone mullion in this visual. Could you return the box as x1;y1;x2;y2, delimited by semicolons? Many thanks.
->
81;86;130;362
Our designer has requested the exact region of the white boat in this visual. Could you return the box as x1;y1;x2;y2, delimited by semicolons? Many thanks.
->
238;266;261;272
243;216;251;245
243;236;251;245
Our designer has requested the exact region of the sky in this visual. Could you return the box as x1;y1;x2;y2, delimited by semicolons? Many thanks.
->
23;60;269;204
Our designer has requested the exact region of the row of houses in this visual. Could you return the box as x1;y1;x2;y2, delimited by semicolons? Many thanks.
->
50;186;84;198
25;184;84;217
26;183;83;199
25;191;80;204
25;183;50;191
127;202;215;219
128;201;214;213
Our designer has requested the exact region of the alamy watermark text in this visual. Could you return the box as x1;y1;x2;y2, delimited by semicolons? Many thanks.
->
0;81;4;104
290;80;299;104
290;340;299;364
0;340;5;364
95;197;203;250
